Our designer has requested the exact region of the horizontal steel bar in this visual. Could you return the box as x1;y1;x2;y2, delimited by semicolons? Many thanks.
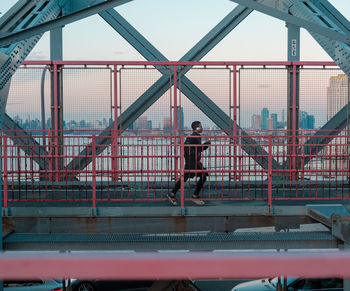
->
22;60;338;66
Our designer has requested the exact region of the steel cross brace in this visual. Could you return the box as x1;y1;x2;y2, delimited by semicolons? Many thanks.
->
229;0;350;45
297;101;350;167
0;0;134;48
65;6;279;173
2;113;50;171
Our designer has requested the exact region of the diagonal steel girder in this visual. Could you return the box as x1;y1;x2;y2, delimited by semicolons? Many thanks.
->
0;0;133;48
228;0;350;45
66;6;279;172
297;102;350;167
2;113;50;171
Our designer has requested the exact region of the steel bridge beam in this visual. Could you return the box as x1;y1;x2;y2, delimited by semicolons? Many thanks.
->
0;0;42;33
288;0;350;77
2;113;49;171
0;0;133;48
4;232;337;251
229;0;350;45
298;101;350;166
66;6;278;172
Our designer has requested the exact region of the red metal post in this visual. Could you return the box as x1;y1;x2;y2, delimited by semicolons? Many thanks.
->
268;134;272;207
180;134;185;207
173;66;179;181
3;136;8;208
53;64;59;181
232;65;238;181
48;129;53;181
92;135;97;208
292;64;297;180
112;65;119;181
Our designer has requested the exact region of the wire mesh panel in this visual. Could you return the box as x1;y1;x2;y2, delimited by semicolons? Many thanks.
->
6;67;51;130
238;68;288;131
299;67;345;130
184;67;231;129
62;67;112;131
119;67;169;132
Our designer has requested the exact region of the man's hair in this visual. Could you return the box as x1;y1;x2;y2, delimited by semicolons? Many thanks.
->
191;121;201;130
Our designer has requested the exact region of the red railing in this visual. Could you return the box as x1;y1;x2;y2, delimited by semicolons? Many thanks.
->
1;130;349;207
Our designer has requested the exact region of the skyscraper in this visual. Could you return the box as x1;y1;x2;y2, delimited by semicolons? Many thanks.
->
177;107;184;130
326;74;349;171
251;114;261;130
327;74;348;120
267;118;273;130
271;113;278;130
261;108;269;130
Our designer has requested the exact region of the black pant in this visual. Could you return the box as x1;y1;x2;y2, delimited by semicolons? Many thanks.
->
172;163;208;196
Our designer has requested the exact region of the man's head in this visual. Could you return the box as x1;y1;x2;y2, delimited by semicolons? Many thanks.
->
191;121;203;133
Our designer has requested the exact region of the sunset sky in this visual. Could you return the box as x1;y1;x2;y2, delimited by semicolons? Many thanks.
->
1;0;349;61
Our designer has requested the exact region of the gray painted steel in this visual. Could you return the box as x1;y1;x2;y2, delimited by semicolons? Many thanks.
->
307;204;350;227
0;0;133;48
2;113;49;170
229;0;350;45
3;232;338;251
298;102;350;166
289;1;350;77
0;0;61;115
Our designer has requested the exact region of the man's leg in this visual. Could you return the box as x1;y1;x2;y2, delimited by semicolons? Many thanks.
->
193;170;208;197
171;172;190;196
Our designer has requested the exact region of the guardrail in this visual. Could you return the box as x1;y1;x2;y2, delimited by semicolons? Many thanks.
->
1;130;349;207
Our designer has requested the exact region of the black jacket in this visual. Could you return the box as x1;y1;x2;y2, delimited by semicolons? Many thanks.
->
184;132;208;167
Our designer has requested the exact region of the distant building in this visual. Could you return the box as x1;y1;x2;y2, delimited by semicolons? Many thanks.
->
147;120;152;130
177;107;184;130
251;114;261;130
306;115;315;130
299;111;315;130
261;108;269;130
326;74;349;171
327;74;348;120
267;118;273;131
163;117;171;130
135;116;148;130
271;113;278;130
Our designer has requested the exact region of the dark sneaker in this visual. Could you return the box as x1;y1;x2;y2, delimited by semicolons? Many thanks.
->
192;195;205;206
167;194;178;206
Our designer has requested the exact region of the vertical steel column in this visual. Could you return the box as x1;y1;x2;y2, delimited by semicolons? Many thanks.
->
112;65;119;181
92;135;97;208
287;63;299;181
292;64;297;180
232;65;238;181
287;24;300;181
51;63;63;181
2;136;7;209
180;134;185;208
53;64;59;181
48;128;53;181
173;66;178;181
268;134;272;207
